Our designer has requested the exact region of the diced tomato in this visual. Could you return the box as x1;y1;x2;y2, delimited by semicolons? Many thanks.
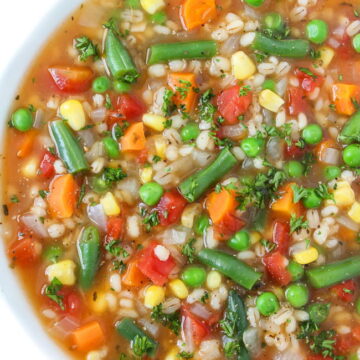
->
181;305;210;345
331;279;356;302
40;151;57;179
137;148;149;164
336;333;358;355
307;355;333;360
156;190;187;226
48;66;93;93
106;216;125;242
217;85;252;125
284;141;307;159
214;213;245;241
8;237;41;265
116;94;146;120
335;34;356;60
263;251;292;286
287;87;309;116
138;241;176;286
272;221;290;255
352;326;360;342
294;68;324;94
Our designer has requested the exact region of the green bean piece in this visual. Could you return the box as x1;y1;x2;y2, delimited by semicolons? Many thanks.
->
178;148;237;202
252;32;311;58
339;111;360;144
194;214;210;235
198;249;262;290
306;255;360;288
147;40;217;65
43;245;63;264
49;120;89;174
90;174;111;194
77;225;101;290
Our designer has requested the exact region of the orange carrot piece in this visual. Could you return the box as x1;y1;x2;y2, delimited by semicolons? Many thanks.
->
338;224;358;242
122;259;149;287
352;326;360;342
168;72;198;112
315;138;338;163
120;122;146;151
332;83;360;116
48;174;78;219
181;0;217;31
206;189;237;225
71;321;105;352
17;130;37;158
271;182;302;218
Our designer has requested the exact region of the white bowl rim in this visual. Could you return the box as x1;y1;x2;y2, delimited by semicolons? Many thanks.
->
0;0;84;358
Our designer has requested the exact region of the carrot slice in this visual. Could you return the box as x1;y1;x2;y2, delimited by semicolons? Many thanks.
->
48;174;78;219
338;224;358;242
332;83;360;116
71;321;105;352
206;188;237;225
122;259;149;287
120;122;146;151
168;72;198;112
181;0;217;31
17;130;37;158
271;182;302;218
315;138;338;163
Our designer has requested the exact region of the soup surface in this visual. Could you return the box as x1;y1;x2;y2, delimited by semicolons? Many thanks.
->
4;0;360;359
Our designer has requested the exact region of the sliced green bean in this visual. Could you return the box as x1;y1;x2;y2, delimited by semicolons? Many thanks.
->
338;111;360;144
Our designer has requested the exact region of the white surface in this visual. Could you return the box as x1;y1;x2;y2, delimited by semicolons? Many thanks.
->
0;1;73;359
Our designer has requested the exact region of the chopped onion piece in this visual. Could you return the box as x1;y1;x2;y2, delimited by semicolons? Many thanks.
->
190;303;212;320
322;147;340;165
337;215;360;232
90;107;107;123
87;204;107;232
20;213;48;238
33;109;44;129
51;315;80;340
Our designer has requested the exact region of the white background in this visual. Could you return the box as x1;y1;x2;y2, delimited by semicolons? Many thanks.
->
0;1;56;359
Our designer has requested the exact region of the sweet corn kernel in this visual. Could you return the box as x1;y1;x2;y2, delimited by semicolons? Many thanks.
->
144;285;165;308
164;347;179;360
140;167;153;183
100;192;121;216
154;136;167;159
250;231;261;244
140;0;165;14
231;51;256;80
181;203;202;228
168;279;189;299
318;46;335;68
45;260;76;286
332;181;355;208
348;202;360;224
59;99;86;131
293;247;319;265
143;113;166;132
21;158;39;178
259;89;285;113
206;270;222;290
89;291;108;314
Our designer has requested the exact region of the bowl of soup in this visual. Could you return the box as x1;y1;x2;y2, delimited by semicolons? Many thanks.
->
2;0;360;359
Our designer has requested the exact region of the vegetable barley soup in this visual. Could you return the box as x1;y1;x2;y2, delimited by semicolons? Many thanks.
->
7;0;360;359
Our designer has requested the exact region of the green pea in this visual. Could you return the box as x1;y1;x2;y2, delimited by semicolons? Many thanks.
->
92;76;111;93
181;266;206;287
241;137;264;158
125;0;140;8
302;188;322;209
103;137;120;159
355;297;360;315
90;174;111;194
113;80;131;93
306;19;329;44
324;165;341;180
263;12;285;32
284;160;304;178
343;144;360;167
285;283;309;308
256;292;280;316
139;182;164;206
353;34;360;53
302;124;323;145
181;123;200;142
43;245;63;264
194;215;210;236
11;108;33;132
307;302;330;324
348;354;359;360
244;0;265;7
227;230;250;251
262;79;276;92
151;11;167;25
287;260;304;281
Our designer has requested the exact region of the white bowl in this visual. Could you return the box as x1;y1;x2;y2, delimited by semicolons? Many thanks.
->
0;0;83;358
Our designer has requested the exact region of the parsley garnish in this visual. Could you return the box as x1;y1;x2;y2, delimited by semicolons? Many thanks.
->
200;291;209;304
181;238;196;263
105;94;112;109
112;260;127;273
298;67;317;79
162;89;176;116
10;195;19;203
132;335;155;357
77;183;86;207
28;104;36;113
45;278;64;310
239;85;251;96
290;214;309;233
163;119;172;128
199;89;216;123
74;36;99;61
105;240;129;258
103;167;127;185
260;239;276;253
151;303;181;335
152;155;161;163
291;184;308;203
39;190;49;199
140;208;160;231
177;351;194;359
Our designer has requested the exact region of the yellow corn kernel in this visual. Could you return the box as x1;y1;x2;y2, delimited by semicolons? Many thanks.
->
140;0;165;14
168;279;189;299
231;51;256;80
206;270;222;290
154;136;167;158
259;89;285;113
332;181;355;208
318;46;335;68
164;347;179;360
143;113;166;132
140;167;153;184
181;203;202;228
100;192;121;216
293;247;319;265
144;285;165;308
348;202;360;224
45;260;76;286
250;231;261;244
59;99;86;131
21;158;39;178
89;291;108;314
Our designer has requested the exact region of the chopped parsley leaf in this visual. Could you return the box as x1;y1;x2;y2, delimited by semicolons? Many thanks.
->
74;36;99;61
